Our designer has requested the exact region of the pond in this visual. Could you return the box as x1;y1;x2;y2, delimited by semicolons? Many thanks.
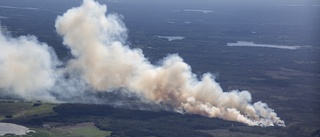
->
0;122;32;136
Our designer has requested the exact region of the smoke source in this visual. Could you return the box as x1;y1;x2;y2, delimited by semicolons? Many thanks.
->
0;0;285;127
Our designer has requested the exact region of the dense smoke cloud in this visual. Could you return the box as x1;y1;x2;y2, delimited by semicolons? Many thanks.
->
0;31;59;101
0;0;285;127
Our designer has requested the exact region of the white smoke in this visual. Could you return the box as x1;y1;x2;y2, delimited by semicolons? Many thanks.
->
0;31;59;102
0;0;285;127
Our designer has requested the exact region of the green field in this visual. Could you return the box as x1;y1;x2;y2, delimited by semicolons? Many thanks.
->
0;100;57;120
26;124;111;137
0;101;111;137
0;124;111;137
68;126;111;137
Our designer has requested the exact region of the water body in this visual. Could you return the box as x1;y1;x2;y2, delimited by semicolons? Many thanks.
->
280;4;320;7
184;9;213;14
156;36;185;41
0;6;40;10
0;122;32;136
0;16;9;19
227;41;306;50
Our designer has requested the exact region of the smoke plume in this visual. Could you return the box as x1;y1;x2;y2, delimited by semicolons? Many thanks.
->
0;31;59;101
0;0;285;126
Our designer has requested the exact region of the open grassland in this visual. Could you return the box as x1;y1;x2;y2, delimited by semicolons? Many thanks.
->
68;124;112;137
0;100;57;121
0;122;111;137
